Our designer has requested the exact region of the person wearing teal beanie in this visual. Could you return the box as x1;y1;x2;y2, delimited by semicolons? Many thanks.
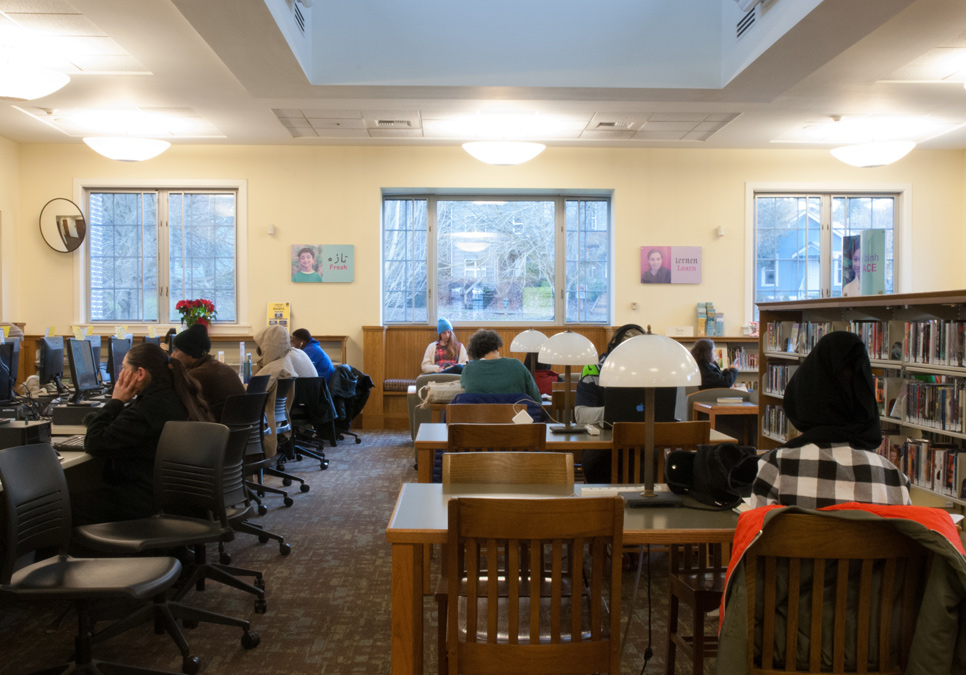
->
421;318;468;373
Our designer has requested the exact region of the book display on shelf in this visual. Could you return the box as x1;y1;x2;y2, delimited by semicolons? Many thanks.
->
758;289;966;509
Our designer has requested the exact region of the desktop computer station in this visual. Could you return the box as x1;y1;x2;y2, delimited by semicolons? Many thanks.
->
0;335;132;450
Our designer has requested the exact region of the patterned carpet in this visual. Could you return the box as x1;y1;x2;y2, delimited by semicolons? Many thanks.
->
0;430;715;675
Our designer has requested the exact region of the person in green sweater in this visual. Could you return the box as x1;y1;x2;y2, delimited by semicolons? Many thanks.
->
460;329;541;402
292;247;323;282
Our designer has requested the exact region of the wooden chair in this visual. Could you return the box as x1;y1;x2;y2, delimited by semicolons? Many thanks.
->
609;420;710;485
444;497;624;674
552;380;579;392
736;512;929;675
445;403;520;424
447;423;547;453
548;390;573;426
437;451;576;671
441;451;574;487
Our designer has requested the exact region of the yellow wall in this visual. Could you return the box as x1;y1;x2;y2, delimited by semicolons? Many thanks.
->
0;136;20;318
6;143;965;365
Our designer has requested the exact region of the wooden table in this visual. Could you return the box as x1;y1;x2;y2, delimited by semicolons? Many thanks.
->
413;422;738;483
691;401;759;445
385;482;739;675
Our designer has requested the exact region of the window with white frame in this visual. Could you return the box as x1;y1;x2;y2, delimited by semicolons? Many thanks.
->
86;188;239;324
753;192;898;315
382;193;611;324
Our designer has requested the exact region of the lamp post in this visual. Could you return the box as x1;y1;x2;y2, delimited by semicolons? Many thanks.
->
599;334;701;504
538;331;598;434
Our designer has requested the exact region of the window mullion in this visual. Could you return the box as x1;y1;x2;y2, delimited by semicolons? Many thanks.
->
426;196;437;326
157;191;170;323
819;195;832;297
554;196;565;323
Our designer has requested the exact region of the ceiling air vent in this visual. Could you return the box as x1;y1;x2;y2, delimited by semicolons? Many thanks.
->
737;6;756;41
377;120;412;128
595;121;634;130
293;2;305;34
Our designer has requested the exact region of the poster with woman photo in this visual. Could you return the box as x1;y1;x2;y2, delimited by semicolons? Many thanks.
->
292;245;323;283
640;246;702;284
842;235;860;297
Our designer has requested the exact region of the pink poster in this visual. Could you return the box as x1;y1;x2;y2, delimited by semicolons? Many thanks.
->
640;246;701;284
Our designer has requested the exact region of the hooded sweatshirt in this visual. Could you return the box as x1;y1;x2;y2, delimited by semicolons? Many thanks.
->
252;324;299;456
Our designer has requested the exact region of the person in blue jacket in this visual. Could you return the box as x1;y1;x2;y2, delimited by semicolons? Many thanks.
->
291;328;334;383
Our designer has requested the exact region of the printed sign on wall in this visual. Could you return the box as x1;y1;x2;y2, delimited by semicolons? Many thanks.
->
640;246;702;284
291;244;354;283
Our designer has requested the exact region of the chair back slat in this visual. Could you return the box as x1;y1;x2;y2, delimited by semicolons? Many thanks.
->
445;403;519;424
441;452;573;487
609;421;710;484
742;512;929;675
155;421;230;523
447;423;546;453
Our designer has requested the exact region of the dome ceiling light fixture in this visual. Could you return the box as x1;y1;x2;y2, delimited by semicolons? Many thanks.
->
82;137;171;162
830;141;916;168
0;65;69;101
462;141;546;165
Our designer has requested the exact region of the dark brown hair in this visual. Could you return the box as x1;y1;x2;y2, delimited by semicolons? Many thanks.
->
467;329;503;360
125;343;213;422
690;338;715;365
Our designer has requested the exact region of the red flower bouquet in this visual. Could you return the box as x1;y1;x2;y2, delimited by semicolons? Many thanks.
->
175;298;217;327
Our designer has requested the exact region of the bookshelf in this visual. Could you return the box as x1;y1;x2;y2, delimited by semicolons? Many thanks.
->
674;336;760;390
758;290;966;509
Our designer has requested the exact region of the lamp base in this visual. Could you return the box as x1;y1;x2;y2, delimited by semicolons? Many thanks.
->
548;423;588;435
625;491;683;508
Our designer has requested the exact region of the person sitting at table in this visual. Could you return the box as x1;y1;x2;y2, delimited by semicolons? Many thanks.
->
169;323;245;422
574;323;645;426
421;318;468;374
750;331;910;509
460;329;541;402
291;327;334;383
690;338;738;390
72;343;213;525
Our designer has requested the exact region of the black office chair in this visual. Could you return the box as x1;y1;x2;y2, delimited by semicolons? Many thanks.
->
262;377;310;494
221;393;290;558
0;443;184;675
246;374;270;394
73;421;268;617
288;376;334;470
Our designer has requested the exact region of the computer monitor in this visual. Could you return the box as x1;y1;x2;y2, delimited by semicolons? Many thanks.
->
0;339;19;403
142;336;161;346
602;386;678;425
85;335;103;384
37;336;66;393
106;336;131;387
67;338;100;403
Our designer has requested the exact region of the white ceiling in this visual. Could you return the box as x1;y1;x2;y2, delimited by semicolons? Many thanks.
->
2;0;966;151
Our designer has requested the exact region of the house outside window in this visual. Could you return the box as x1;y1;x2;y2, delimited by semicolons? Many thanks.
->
751;190;900;318
382;193;611;325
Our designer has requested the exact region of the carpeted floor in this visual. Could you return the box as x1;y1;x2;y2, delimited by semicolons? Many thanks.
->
0;430;715;675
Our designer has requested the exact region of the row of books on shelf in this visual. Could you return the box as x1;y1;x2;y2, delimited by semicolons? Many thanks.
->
877;434;966;499
761;404;791;441
764;321;834;355
696;302;725;337
887;378;966;433
763;363;798;396
724;346;758;371
902;319;966;367
767;318;966;368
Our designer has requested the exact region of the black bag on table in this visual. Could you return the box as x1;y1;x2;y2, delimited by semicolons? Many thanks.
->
665;443;758;510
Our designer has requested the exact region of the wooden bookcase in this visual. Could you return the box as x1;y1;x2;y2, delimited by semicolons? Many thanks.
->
758;290;966;509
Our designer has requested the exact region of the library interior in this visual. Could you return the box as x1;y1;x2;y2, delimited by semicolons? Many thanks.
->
1;1;966;675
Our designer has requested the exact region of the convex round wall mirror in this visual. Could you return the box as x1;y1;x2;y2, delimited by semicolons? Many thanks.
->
39;198;87;253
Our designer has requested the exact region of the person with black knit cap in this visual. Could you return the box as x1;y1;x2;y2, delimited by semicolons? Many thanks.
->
170;323;245;422
750;331;910;509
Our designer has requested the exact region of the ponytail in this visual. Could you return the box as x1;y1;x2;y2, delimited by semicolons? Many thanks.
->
125;343;213;422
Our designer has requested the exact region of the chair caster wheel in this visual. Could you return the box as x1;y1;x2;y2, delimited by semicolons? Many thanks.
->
183;619;199;629
241;630;261;649
280;542;291;555
295;454;304;462
300;483;310;493
256;491;265;498
257;504;268;516
355;437;361;444
283;497;294;507
282;478;292;487
254;599;267;614
219;552;231;565
254;577;266;590
182;656;201;675
258;534;269;544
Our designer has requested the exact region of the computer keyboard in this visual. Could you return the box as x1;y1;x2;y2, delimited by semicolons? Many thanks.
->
54;434;86;450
